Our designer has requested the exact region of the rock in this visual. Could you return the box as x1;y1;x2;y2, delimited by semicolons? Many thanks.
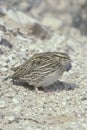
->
0;49;3;54
13;106;22;113
82;100;87;105
43;15;63;29
6;10;37;24
62;101;66;105
0;25;6;32
12;97;19;104
5;115;15;122
0;38;12;48
26;126;34;130
0;67;8;72
3;10;38;33
0;61;8;67
31;22;52;39
0;114;4;119
0;7;6;17
0;100;6;108
81;97;87;101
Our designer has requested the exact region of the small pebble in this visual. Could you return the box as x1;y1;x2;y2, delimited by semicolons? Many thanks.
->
26;126;34;130
12;97;19;104
0;61;7;67
0;67;8;72
0;100;6;108
5;115;15;121
0;38;12;48
13;106;22;113
82;101;87;105
62;101;66;105
0;48;3;54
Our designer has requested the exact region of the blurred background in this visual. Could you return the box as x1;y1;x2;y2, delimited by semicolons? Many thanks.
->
0;0;87;35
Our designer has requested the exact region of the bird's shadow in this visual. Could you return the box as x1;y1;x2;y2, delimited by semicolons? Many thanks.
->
12;80;78;92
44;81;78;92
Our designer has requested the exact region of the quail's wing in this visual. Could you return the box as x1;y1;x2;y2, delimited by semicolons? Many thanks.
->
11;53;65;80
23;60;65;83
11;52;55;73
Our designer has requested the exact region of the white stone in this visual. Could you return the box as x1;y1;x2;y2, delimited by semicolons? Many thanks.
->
0;61;7;66
0;100;6;108
82;101;87;105
13;106;22;113
26;126;34;130
0;67;8;72
5;115;15;121
12;97;19;104
62;101;66;105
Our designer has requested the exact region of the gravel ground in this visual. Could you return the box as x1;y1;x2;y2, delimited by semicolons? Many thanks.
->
0;10;87;130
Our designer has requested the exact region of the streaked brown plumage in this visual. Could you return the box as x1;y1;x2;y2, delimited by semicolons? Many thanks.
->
11;52;72;89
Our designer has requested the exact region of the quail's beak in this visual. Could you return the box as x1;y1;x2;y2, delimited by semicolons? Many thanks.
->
66;62;72;71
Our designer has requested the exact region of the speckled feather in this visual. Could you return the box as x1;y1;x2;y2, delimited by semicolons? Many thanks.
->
11;52;72;87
